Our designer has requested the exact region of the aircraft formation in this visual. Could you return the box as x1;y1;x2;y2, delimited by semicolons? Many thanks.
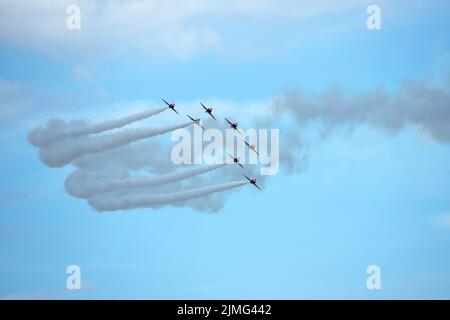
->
162;98;262;191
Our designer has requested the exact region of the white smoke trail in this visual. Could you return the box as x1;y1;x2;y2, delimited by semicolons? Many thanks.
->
65;163;227;198
39;122;191;168
88;180;248;211
28;107;167;147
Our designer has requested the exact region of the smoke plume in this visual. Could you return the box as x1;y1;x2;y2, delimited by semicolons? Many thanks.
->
88;180;248;211
28;107;251;213
272;81;450;142
38;122;191;167
65;163;226;198
28;107;167;147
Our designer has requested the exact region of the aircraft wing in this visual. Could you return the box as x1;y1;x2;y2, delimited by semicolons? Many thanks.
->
244;141;250;147
187;114;195;121
209;113;216;120
172;108;179;114
224;118;232;125
244;175;251;182
238;163;244;169
254;184;261;190
162;98;170;106
200;102;207;110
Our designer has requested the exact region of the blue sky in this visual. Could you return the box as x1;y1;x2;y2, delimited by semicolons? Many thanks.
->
0;0;450;299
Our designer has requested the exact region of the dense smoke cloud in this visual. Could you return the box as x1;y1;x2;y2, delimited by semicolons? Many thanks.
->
272;81;450;142
28;107;254;213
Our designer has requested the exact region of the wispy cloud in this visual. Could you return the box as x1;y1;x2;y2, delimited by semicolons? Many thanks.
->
0;0;364;59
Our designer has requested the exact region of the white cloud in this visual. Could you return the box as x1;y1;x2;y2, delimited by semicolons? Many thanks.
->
0;0;363;59
0;0;219;58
